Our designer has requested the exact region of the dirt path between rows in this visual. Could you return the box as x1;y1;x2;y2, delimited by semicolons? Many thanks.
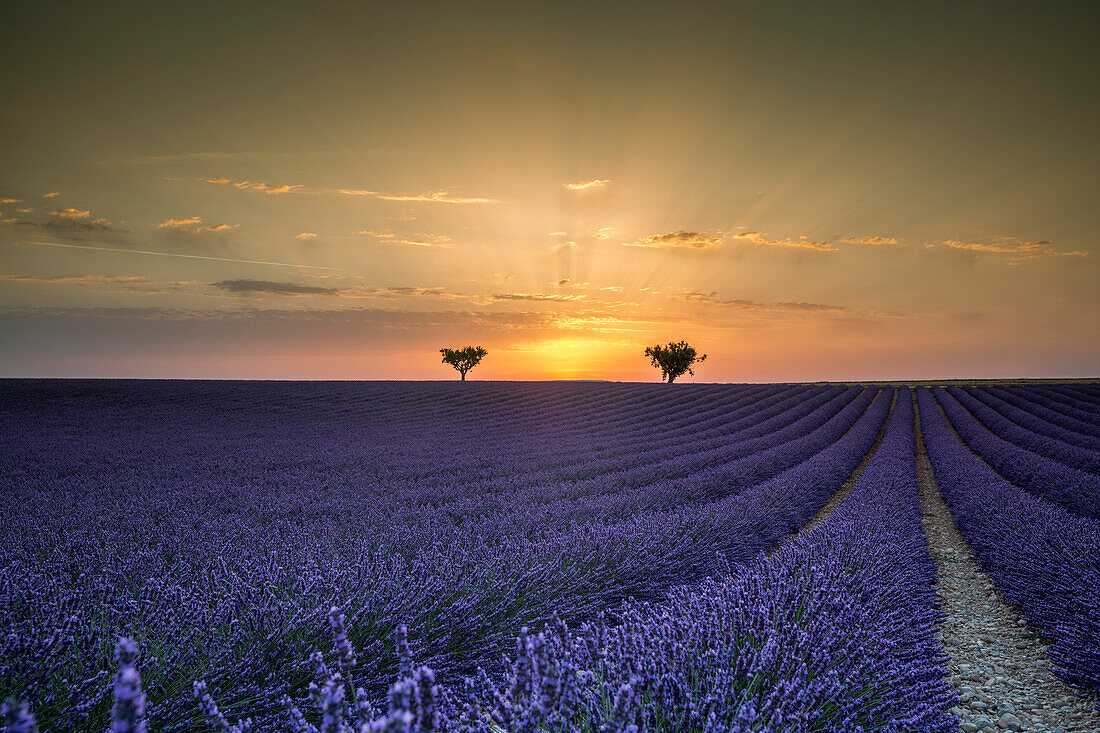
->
788;387;895;539
914;393;1100;733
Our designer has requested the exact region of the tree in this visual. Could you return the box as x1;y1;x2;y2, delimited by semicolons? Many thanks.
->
440;346;488;381
644;341;707;383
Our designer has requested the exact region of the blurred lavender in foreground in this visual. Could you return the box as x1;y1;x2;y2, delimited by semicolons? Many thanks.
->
111;638;146;733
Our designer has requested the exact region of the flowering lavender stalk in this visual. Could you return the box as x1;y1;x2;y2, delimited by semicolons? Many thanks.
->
329;606;358;674
110;638;146;733
194;681;253;733
279;695;317;733
1;698;39;733
319;675;345;733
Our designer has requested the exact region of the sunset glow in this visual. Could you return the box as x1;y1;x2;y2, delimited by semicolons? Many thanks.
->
1;2;1097;380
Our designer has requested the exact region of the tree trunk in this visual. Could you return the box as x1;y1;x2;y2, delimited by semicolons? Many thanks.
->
461;371;467;381
667;374;676;383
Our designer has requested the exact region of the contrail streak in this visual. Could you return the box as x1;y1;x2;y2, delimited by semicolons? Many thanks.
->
20;241;343;271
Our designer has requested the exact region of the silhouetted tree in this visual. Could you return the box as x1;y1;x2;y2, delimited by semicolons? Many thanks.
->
644;341;706;383
440;346;488;381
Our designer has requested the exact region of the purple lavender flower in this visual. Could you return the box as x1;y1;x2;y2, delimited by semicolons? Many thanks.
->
110;638;146;733
329;606;358;673
1;699;39;733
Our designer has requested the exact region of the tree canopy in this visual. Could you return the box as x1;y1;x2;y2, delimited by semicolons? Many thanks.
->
644;341;707;383
440;346;488;381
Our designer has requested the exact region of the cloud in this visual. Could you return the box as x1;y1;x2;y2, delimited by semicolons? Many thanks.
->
3;211;121;236
52;208;91;220
157;216;240;250
210;279;475;300
158;216;203;229
593;226;617;239
338;189;498;204
354;230;451;246
0;273;198;293
213;280;341;296
493;292;586;302
564;179;611;191
296;232;318;240
731;231;838;252
624;231;722;250
683;291;847;313
549;231;569;237
0;274;148;284
936;237;1085;262
202;177;302;194
0;198;21;204
157;216;238;233
838;235;900;245
355;286;467;299
198;176;495;204
683;292;762;307
19;240;340;271
774;301;847;312
42;192;60;198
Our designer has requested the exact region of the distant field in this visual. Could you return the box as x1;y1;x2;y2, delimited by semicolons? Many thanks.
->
1;380;1097;731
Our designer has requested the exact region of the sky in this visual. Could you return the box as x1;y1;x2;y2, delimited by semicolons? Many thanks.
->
1;1;1097;381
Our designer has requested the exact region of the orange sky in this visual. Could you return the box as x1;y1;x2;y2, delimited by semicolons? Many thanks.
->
1;2;1097;380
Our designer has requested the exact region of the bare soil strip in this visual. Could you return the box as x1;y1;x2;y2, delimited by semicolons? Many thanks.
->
915;393;1100;733
791;387;895;538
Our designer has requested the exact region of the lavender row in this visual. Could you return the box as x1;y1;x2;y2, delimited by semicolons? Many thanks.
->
192;387;956;731
946;387;1100;474
917;388;1100;702
931;387;1100;519
965;387;1100;452
986;386;1100;445
1011;385;1100;423
0;383;886;731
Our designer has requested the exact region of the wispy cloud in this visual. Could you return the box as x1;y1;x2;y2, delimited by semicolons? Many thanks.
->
18;241;341;271
210;279;472;300
338;189;498;204
593;226;617;239
157;216;240;251
3;212;120;235
295;232;318;240
683;291;847;312
354;230;452;247
214;279;340;296
0;198;21;204
0;273;198;294
624;231;722;250
158;216;238;234
564;179;611;191
494;292;586;302
731;231;837;252
158;216;201;229
0;274;148;285
838;235;900;245
935;237;1085;262
42;192;60;198
775;301;847;312
202;177;302;194
51;208;90;220
196;175;495;204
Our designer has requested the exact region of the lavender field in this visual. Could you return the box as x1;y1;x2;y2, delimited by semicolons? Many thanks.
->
2;380;1099;732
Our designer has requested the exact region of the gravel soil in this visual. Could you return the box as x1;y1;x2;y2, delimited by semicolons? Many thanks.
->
914;393;1100;733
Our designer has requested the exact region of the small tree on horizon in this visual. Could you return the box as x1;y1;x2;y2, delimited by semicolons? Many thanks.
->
440;346;488;381
644;341;707;383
